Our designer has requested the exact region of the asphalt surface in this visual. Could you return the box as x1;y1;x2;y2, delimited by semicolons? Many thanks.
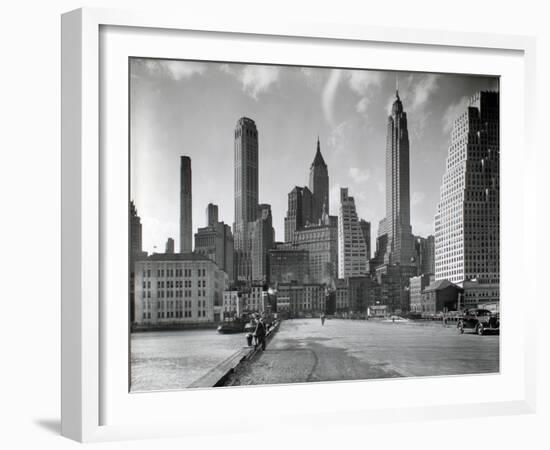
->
224;318;499;386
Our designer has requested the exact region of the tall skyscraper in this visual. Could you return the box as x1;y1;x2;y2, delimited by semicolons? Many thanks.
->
284;186;313;242
338;188;369;279
233;117;259;281
309;137;329;223
206;203;219;227
378;88;416;267
251;204;275;282
180;156;192;253
435;92;499;296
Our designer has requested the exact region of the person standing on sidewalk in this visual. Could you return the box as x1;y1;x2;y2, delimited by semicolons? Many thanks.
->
254;317;267;351
321;313;326;326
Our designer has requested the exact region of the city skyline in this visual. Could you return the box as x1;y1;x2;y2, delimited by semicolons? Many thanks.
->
130;58;498;254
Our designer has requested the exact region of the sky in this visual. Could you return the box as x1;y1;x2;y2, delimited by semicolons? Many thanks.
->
130;58;498;254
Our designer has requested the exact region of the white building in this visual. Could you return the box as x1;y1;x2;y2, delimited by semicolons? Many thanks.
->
434;92;499;301
338;188;368;279
222;285;268;319
134;253;228;326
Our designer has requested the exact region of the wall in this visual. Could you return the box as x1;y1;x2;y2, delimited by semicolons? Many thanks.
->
0;1;548;449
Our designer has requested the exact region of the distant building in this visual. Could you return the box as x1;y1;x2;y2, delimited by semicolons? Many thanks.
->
293;209;338;284
251;204;275;283
130;201;144;266
376;264;417;314
194;218;234;280
335;279;349;312
414;235;435;275
284;186;313;243
462;279;500;309
359;219;371;261
348;276;373;314
130;201;147;323
268;248;309;284
276;283;326;315
206;203;219;227
435;92;499;295
338;188;369;278
165;237;175;254
409;273;433;313
222;284;268;319
222;290;242;319
421;279;463;316
134;253;228;326
180;156;193;253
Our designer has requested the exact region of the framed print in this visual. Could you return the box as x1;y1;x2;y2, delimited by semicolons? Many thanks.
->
61;7;537;442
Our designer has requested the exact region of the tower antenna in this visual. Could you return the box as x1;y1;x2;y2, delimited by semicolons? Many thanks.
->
396;73;399;97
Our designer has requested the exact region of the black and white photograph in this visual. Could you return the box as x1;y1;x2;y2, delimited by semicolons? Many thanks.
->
129;59;500;392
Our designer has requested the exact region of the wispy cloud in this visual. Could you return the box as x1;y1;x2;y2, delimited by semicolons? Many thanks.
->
348;71;384;94
138;59;207;81
347;71;384;117
349;167;371;184
409;74;440;112
387;74;440;115
322;69;343;124
442;96;469;133
220;64;280;100
326;121;351;156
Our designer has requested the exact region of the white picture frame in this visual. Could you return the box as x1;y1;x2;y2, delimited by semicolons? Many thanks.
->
61;7;537;443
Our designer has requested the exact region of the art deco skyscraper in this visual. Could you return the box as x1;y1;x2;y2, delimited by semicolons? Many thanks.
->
379;89;416;267
309;137;329;223
338;188;368;279
179;156;192;253
233;117;259;281
435;92;499;295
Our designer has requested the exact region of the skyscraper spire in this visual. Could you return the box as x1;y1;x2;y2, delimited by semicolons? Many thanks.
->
309;136;329;223
395;73;399;99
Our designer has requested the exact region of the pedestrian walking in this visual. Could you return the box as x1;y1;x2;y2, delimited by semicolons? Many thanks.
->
321;313;326;326
254;317;267;351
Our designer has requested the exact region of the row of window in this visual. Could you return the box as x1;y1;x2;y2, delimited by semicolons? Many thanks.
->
141;268;207;278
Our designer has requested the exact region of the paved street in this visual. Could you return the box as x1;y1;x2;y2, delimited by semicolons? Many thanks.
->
225;318;499;386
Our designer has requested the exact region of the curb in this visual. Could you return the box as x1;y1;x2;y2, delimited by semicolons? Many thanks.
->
188;320;281;388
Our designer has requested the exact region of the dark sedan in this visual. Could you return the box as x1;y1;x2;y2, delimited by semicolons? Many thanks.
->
457;308;500;335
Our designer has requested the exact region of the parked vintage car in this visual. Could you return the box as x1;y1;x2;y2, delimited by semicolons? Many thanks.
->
457;308;500;335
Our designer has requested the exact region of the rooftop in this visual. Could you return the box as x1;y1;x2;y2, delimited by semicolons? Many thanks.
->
424;279;463;292
137;252;213;263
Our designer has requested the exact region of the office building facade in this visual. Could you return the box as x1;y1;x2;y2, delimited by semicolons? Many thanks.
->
434;92;499;295
134;253;228;326
338;188;369;278
268;248;309;284
293;212;338;284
